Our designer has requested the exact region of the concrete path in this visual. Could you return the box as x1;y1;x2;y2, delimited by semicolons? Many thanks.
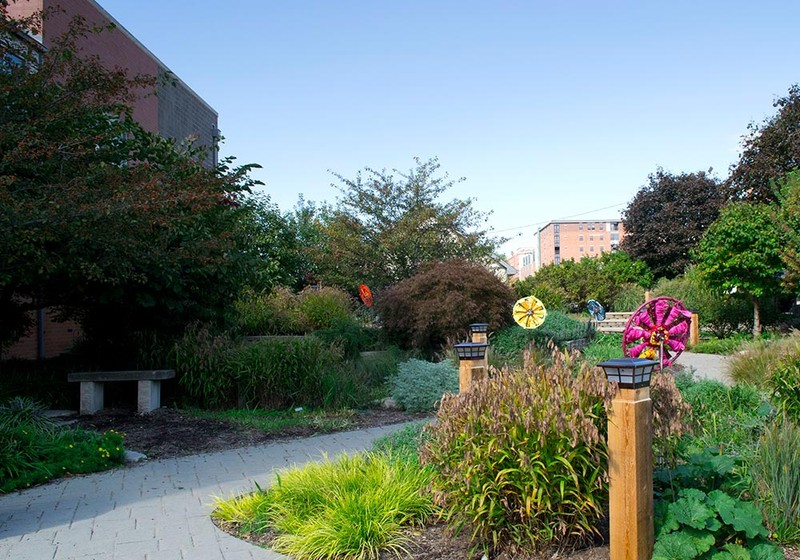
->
674;351;731;385
0;424;414;560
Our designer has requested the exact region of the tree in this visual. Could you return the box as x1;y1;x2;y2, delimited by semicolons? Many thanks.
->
621;169;726;278
315;157;501;291
728;84;800;202
376;259;515;355
0;12;280;353
775;170;800;291
693;202;787;337
518;251;653;312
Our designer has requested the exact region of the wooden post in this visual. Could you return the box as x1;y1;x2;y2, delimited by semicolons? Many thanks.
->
608;387;654;560
458;360;484;393
690;313;700;346
644;290;652;302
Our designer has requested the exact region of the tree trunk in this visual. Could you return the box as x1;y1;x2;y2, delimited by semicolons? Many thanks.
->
751;295;762;338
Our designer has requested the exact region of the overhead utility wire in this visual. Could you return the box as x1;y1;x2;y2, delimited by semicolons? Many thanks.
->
493;201;627;234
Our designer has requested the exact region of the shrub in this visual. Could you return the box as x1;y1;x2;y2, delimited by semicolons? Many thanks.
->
420;348;615;554
234;287;308;335
652;267;753;338
689;334;749;355
212;452;435;560
729;334;800;388
611;283;646;312
389;359;458;413
230;337;345;409
768;340;800;421
312;319;382;359
377;259;515;356
749;419;800;543
298;286;354;330
174;324;237;409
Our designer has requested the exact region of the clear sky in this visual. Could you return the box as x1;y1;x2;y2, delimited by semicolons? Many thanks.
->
99;0;800;256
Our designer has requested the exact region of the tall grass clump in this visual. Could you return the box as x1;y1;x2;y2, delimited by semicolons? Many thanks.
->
230;337;345;409
421;348;615;555
298;286;354;330
213;452;435;560
174;324;236;408
749;419;800;543
389;359;458;412
235;287;308;335
728;334;799;388
768;340;800;422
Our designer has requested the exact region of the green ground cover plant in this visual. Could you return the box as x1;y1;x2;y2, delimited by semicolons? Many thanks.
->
212;452;435;560
690;335;750;355
0;422;125;493
389;359;458;412
653;487;783;559
677;376;770;454
371;421;428;464
490;311;592;367
580;332;623;367
421;348;615;554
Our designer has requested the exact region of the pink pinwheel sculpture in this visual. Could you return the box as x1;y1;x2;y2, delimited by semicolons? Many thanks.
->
622;296;692;368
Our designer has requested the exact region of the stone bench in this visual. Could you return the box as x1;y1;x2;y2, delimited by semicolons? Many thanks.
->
68;370;175;415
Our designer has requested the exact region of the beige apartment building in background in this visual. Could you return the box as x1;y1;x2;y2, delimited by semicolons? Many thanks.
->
535;219;625;270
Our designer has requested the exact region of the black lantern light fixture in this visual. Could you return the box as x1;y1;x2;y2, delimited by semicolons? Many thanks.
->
469;323;489;334
597;357;659;389
453;342;489;360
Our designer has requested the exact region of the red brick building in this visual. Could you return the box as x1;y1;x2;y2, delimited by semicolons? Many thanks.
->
3;0;218;360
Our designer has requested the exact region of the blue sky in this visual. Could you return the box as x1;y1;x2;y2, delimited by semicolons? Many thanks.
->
100;1;800;255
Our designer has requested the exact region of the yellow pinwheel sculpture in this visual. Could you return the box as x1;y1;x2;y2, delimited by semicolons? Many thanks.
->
513;296;547;329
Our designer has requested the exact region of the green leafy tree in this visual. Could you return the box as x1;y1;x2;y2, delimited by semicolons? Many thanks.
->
0;12;281;353
316;157;501;290
728;84;800;203
693;203;787;337
518;251;652;312
775;169;800;292
622;169;726;278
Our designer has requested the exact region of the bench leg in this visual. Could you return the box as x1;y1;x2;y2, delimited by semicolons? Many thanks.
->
79;382;104;415
137;380;161;414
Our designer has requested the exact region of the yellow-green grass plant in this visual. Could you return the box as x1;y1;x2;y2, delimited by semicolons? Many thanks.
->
749;418;800;544
213;451;435;560
728;333;800;388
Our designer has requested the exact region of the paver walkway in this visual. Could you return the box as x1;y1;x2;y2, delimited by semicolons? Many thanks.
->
674;351;731;385
0;423;416;560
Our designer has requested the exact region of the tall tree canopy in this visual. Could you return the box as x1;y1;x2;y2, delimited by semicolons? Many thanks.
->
517;251;653;312
314;157;501;290
621;169;726;279
728;84;800;202
0;12;283;350
693;202;787;337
